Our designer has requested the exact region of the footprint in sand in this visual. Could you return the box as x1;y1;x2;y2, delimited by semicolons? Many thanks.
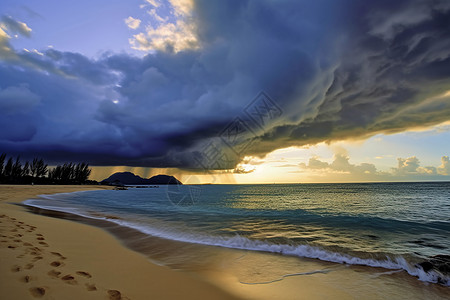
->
23;242;33;246
50;261;63;267
48;270;61;278
38;242;49;247
35;233;43;237
32;256;43;262
61;274;77;285
22;275;31;283
11;265;21;272
108;290;122;300
50;252;67;260
24;263;34;270
85;283;97;291
7;245;16;249
36;237;45;241
29;287;46;298
76;271;92;278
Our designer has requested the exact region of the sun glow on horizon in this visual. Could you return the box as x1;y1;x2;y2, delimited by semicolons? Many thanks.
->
89;121;450;184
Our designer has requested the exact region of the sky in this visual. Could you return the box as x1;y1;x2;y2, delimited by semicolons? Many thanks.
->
0;0;450;183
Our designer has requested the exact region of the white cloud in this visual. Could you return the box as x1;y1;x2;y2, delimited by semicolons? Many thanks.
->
130;0;198;53
391;156;444;176
300;149;450;181
148;8;168;23
437;156;450;175
169;0;194;17
0;27;14;59
125;16;142;30
300;153;378;175
393;156;421;174
145;0;161;8
0;16;32;60
0;16;32;37
303;156;330;170
131;20;198;52
418;166;437;175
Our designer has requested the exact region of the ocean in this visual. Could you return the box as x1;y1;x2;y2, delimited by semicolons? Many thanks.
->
23;182;450;298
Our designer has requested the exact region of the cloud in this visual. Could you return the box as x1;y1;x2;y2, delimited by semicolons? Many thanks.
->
390;156;446;176
302;157;330;170
145;0;161;8
233;166;255;174
437;156;450;175
300;153;379;176
1;1;450;170
393;156;422;174
277;164;299;168
124;17;142;30
129;0;198;52
130;21;198;52
0;15;32;37
299;151;449;181
0;27;15;59
0;84;40;115
0;15;33;60
148;8;168;23
169;0;194;17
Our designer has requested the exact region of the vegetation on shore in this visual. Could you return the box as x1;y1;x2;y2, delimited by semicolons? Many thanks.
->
0;154;95;185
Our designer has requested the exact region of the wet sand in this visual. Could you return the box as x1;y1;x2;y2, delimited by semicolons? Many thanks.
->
0;185;240;300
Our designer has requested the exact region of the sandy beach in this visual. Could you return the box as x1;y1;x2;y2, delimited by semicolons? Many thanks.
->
0;185;240;300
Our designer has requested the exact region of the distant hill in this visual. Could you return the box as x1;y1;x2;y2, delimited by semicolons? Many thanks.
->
101;172;182;185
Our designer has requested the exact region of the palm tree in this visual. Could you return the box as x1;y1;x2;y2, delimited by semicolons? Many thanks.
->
30;158;48;179
4;157;13;179
11;157;23;182
22;161;30;177
74;163;91;183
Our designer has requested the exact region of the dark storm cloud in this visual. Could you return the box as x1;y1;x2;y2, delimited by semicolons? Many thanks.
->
1;0;450;169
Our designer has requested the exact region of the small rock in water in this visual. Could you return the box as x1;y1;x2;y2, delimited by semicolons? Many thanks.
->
417;255;450;285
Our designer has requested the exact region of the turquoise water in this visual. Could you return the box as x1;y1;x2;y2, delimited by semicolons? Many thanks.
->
24;182;450;286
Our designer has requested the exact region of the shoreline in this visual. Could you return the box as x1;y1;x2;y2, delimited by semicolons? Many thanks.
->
0;185;240;300
2;185;449;300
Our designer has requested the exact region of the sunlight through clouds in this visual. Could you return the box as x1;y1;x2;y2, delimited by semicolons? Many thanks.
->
0;15;32;60
129;0;198;53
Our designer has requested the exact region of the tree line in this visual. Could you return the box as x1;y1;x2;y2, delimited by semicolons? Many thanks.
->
0;154;95;185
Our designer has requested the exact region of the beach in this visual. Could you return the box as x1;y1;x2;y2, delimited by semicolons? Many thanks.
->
1;184;449;300
0;185;240;300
